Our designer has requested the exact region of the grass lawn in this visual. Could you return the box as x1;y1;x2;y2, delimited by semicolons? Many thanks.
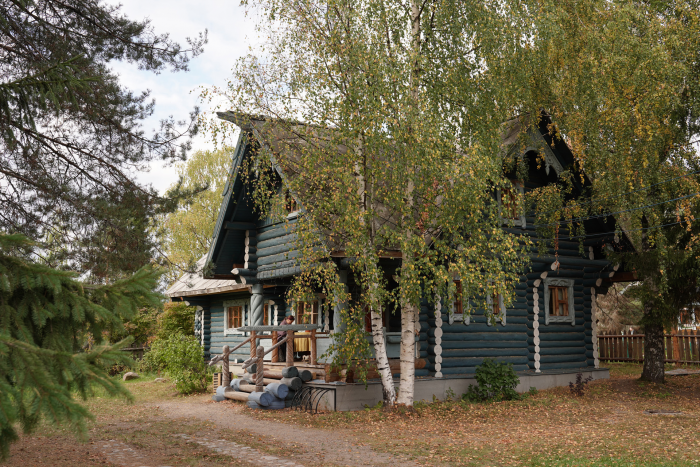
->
3;363;700;466
246;363;700;466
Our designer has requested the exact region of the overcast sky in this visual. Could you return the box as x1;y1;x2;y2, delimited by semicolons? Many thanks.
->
112;0;256;194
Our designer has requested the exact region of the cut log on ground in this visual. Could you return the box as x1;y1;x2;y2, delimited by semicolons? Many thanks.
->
223;389;249;402
298;369;315;382
281;366;299;378
248;391;274;407
264;382;289;399
280;376;302;391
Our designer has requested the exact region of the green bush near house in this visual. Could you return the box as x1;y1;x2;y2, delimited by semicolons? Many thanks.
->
463;359;521;402
155;302;196;342
140;333;210;394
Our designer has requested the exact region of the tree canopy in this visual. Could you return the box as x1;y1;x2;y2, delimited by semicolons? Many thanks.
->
160;148;233;285
0;0;207;279
0;234;162;460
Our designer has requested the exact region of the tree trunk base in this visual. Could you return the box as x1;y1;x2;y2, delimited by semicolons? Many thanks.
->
641;321;666;384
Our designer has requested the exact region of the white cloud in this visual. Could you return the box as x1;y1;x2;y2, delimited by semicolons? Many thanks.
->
110;0;257;194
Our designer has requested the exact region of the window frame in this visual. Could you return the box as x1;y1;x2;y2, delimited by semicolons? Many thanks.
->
497;180;526;228
450;280;468;324
223;299;247;335
296;300;319;325
486;293;507;326
544;278;575;325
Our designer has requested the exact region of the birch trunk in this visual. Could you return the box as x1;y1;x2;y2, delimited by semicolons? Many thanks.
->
396;0;422;408
370;300;396;406
397;299;418;406
356;143;396;406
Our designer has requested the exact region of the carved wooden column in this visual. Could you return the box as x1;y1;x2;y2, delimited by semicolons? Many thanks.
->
222;345;231;387
310;329;317;365
255;345;264;392
286;330;295;367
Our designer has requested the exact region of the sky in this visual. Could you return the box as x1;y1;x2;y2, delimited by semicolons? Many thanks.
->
112;0;256;194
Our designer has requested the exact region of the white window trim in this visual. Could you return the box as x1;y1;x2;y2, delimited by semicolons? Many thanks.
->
544;278;575;325
497;182;527;229
447;300;469;324
223;299;247;335
486;294;507;326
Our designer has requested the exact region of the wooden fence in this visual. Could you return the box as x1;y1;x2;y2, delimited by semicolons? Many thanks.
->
598;329;700;364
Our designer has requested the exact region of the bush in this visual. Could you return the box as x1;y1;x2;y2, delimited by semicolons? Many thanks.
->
155;302;196;342
463;359;521;402
140;333;210;394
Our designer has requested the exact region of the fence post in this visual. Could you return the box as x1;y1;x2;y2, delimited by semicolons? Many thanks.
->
672;327;680;364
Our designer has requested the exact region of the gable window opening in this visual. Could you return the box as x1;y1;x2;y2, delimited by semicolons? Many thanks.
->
498;179;526;228
285;190;299;215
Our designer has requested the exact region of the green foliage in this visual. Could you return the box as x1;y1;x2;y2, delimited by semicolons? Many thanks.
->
161;148;234;284
463;359;521;402
321;302;373;384
0;0;206;279
104;306;160;346
155;302;196;342
140;333;209;394
0;233;163;460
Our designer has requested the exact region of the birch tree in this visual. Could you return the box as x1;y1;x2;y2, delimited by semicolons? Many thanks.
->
221;0;531;406
517;0;700;383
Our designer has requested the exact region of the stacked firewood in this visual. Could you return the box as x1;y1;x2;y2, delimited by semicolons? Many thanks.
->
214;365;316;409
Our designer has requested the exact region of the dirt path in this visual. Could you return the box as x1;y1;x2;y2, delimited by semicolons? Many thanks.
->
154;398;421;467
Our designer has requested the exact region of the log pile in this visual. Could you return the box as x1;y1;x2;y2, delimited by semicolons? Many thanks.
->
214;363;309;409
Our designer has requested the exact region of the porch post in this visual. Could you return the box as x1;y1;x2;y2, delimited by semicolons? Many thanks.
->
251;284;264;326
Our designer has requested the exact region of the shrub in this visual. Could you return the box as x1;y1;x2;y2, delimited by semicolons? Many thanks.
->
463;359;521;402
154;302;196;342
569;372;593;397
140;333;210;394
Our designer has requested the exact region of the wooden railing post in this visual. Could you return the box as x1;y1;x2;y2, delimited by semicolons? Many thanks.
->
255;345;264;393
271;330;278;363
286;330;295;367
310;329;317;365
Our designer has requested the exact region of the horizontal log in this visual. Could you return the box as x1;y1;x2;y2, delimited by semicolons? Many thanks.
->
280;376;302;391
438;364;530;375
258;250;302;267
257;243;294;257
248;391;274;406
436;348;529;358
232;268;257;276
223;389;250;402
430;339;526;349
434;356;529;367
257;228;297;244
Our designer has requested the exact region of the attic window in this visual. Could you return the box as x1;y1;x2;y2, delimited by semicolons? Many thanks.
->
498;180;526;228
285;190;298;214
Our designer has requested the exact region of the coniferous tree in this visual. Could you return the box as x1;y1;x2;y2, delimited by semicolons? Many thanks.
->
0;234;163;460
0;0;207;279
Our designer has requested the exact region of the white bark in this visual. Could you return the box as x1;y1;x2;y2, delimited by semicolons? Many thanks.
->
396;0;422;408
370;301;396;405
355;140;395;406
397;300;418;406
